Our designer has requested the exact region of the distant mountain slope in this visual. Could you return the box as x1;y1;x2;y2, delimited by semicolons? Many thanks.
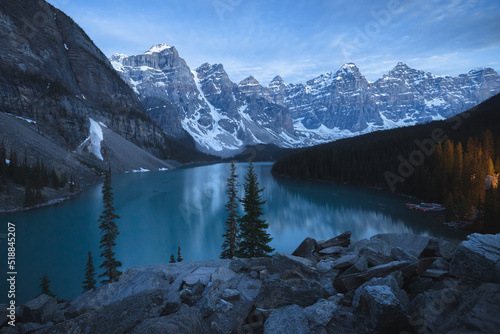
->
111;45;500;157
272;93;500;194
111;46;297;157
0;0;216;210
0;0;210;164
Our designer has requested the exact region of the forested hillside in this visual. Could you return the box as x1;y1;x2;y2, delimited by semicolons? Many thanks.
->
272;94;500;229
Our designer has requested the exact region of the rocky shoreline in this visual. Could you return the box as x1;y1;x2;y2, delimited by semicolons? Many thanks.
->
2;232;499;333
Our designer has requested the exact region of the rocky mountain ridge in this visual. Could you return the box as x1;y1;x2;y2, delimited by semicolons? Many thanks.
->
112;45;500;156
4;232;500;333
0;0;189;211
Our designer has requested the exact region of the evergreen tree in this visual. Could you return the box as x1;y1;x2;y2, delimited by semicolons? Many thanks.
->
38;273;55;298
169;253;176;263
236;163;274;258
82;251;97;293
24;179;35;207
98;169;122;284
177;246;183;262
221;161;240;259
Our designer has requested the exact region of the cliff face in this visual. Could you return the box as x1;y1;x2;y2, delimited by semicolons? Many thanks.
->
112;45;500;156
112;48;299;156
0;0;190;211
8;232;500;333
0;0;166;152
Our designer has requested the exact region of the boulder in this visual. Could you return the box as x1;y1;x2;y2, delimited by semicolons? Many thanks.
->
242;257;273;271
255;278;325;309
346;238;370;254
316;231;351;251
206;299;255;333
318;246;346;256
129;304;208;334
229;257;248;272
334;261;410;292
270;252;318;279
371;233;456;259
359;246;393;267
211;267;238;283
421;269;449;279
281;270;305;280
331;254;359;269
353;276;411;333
237;276;262;301
197;279;233;317
408;284;461;333
183;266;217;286
304;298;340;328
352;275;408;309
325;307;359;334
65;268;175;315
263;304;311;334
342;256;368;276
20;294;57;324
435;283;500;334
292;237;317;258
429;257;450;271
419;238;443;258
39;289;179;334
260;270;270;280
391;247;417;262
222;289;240;301
316;259;333;272
451;233;500;283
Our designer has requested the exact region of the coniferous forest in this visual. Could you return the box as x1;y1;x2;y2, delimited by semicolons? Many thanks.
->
272;94;500;231
0;141;77;207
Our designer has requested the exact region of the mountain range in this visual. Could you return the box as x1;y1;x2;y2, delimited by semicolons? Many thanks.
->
111;44;500;156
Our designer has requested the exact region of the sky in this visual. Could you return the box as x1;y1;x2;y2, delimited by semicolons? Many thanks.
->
46;0;500;85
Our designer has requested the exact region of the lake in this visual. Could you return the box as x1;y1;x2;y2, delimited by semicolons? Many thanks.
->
0;162;467;303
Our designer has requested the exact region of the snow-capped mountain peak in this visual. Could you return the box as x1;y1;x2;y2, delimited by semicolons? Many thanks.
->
145;43;172;54
109;45;500;157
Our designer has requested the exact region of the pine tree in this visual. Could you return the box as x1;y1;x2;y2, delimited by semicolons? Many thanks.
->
236;163;274;258
38;273;55;298
221;161;240;259
98;169;122;284
177;246;183;262
82;252;97;293
169;253;176;263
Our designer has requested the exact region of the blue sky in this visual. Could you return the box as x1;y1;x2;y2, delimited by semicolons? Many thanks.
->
47;0;500;85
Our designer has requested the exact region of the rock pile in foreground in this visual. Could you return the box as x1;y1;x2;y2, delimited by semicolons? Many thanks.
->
2;232;500;333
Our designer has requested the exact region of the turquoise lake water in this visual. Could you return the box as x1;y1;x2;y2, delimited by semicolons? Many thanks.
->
0;162;466;303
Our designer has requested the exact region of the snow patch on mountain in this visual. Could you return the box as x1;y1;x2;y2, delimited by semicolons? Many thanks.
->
146;43;172;54
79;118;104;161
109;44;500;157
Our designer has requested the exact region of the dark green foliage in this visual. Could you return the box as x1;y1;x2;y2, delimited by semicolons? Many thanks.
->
177;246;183;262
38;273;55;298
484;185;500;231
0;145;62;206
98;169;122;284
236;163;274;258
82;252;97;293
169;254;176;263
221;161;240;259
273;94;500;228
51;168;60;190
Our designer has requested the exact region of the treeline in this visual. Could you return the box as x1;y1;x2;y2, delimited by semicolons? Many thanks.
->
272;94;500;230
0;141;77;206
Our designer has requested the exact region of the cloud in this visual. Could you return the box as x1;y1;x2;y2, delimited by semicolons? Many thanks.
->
46;0;500;84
